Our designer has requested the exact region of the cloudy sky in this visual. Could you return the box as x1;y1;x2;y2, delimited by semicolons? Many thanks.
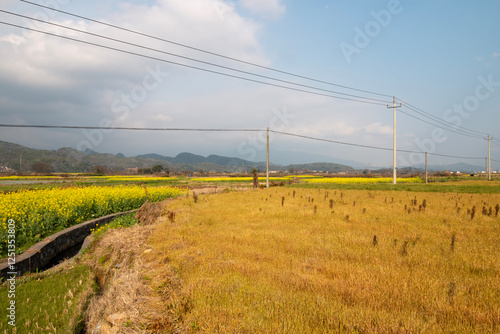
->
0;0;499;168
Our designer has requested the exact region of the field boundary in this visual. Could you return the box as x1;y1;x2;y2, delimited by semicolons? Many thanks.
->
0;210;137;280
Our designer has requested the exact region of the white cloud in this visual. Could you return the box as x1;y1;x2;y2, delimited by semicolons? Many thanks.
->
240;0;285;19
0;0;271;120
363;122;392;135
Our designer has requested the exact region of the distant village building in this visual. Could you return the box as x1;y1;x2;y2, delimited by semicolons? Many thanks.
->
0;166;15;173
126;167;139;174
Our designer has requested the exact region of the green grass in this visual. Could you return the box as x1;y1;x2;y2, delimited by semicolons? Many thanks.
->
0;213;138;333
0;264;96;333
91;213;139;237
291;180;500;193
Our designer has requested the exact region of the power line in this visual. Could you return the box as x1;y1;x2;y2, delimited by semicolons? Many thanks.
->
397;98;486;138
8;5;496;138
0;20;389;106
399;108;484;139
19;0;393;99
426;152;484;160
0;124;262;132
0;123;490;161
0;9;389;105
270;129;417;153
270;130;486;160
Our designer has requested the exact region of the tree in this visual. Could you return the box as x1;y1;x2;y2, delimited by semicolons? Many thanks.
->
152;165;164;173
138;167;153;174
93;165;107;175
32;162;52;174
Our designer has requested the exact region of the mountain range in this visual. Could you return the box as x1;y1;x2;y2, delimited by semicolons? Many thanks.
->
0;140;487;174
0;140;354;173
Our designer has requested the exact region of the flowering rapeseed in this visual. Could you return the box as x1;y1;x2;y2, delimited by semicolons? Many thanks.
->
0;185;187;255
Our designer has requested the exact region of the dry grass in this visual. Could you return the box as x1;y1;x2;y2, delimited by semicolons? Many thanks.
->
143;187;500;333
83;200;182;333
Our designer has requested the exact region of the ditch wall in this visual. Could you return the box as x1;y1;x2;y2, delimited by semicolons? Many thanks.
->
0;210;137;280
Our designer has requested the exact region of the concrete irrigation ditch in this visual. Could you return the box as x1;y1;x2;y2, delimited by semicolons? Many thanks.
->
0;210;137;280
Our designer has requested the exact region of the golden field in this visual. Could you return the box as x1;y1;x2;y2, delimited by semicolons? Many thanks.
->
142;186;500;333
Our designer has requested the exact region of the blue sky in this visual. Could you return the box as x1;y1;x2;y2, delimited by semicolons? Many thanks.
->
0;0;499;169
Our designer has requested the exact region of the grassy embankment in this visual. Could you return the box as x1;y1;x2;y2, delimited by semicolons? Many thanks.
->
0;264;96;333
0;214;138;333
141;185;500;332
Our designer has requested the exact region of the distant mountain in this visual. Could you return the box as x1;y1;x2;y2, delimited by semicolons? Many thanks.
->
206;154;252;167
138;153;256;167
84;148;99;155
0;140;356;174
0;141;170;173
413;162;484;173
174;152;207;165
285;162;354;173
4;140;487;174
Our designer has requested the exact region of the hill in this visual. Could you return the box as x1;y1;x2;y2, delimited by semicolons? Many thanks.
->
0;140;354;174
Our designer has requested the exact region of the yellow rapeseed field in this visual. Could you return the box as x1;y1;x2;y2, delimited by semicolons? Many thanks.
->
0;185;187;255
190;175;321;182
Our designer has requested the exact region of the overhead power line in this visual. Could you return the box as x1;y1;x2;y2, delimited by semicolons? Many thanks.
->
271;130;486;160
399;108;484;139
0;20;390;106
426;152;484;160
0;124;489;161
0;9;389;105
9;3;496;138
270;129;416;153
397;100;486;138
19;0;393;99
0;124;262;132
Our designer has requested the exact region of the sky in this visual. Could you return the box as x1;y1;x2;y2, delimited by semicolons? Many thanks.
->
0;0;499;169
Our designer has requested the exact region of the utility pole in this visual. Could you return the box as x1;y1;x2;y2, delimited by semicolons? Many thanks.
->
266;127;269;188
387;97;401;184
485;157;488;178
485;134;491;181
19;155;22;174
425;152;428;184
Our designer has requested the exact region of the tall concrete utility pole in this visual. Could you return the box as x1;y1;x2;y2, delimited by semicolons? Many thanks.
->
387;97;401;184
486;134;491;181
266;127;269;188
425;152;428;184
